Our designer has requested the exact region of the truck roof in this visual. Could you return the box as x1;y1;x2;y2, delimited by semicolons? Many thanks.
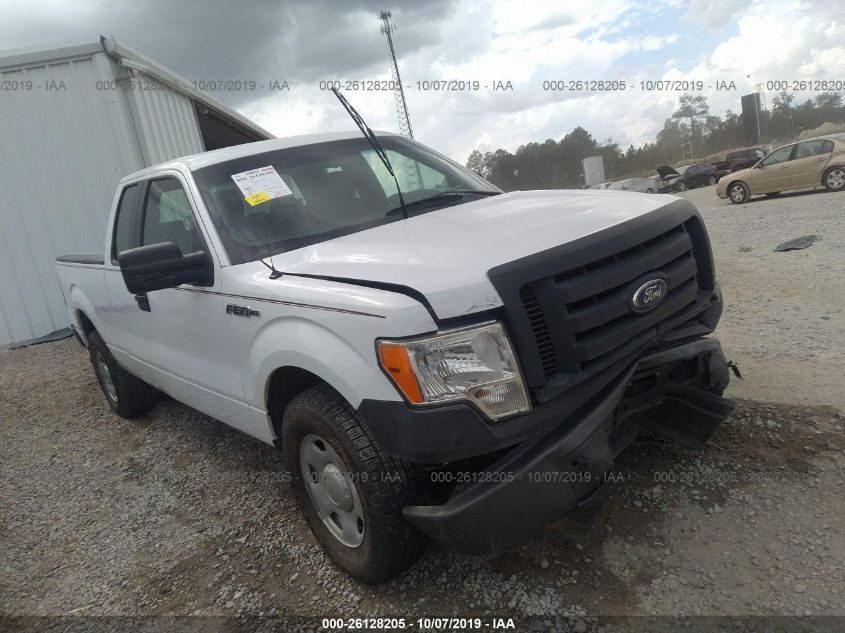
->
120;130;401;182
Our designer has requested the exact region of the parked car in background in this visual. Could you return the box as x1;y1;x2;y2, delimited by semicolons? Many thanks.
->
717;134;845;203
589;181;612;190
608;178;656;193
713;147;767;173
655;163;719;192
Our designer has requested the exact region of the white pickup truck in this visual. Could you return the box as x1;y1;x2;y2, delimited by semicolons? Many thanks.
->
56;130;734;584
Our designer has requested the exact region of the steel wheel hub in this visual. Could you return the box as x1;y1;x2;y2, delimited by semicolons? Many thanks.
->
299;434;365;548
730;185;744;202
96;352;117;402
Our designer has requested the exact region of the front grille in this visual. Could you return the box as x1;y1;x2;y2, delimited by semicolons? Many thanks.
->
514;219;711;392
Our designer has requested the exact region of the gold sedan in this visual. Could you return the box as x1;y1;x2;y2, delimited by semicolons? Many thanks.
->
716;134;845;204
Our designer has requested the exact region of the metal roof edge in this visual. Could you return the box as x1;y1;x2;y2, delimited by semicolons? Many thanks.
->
99;36;275;142
0;41;104;69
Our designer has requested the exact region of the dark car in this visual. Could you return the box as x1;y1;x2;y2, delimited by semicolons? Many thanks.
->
713;147;767;173
655;163;719;192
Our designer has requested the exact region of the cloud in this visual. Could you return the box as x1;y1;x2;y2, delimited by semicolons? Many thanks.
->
684;0;753;31
2;0;843;165
0;0;455;107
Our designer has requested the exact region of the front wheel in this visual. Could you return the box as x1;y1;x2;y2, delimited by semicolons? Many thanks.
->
728;181;750;204
676;180;687;192
646;188;654;194
823;166;845;192
707;175;716;186
282;385;427;584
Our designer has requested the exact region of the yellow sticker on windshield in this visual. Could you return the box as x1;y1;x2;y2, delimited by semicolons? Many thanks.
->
245;192;270;206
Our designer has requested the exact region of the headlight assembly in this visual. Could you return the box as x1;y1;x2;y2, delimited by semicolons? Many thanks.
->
377;322;530;421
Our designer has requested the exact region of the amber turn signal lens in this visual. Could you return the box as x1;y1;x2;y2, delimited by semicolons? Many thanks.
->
377;343;423;404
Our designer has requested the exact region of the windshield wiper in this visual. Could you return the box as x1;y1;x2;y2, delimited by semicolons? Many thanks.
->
385;189;500;217
330;88;409;220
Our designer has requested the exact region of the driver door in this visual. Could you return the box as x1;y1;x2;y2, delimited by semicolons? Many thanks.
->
103;174;255;436
750;145;795;193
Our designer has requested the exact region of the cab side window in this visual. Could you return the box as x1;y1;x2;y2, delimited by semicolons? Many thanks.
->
141;178;199;256
760;145;793;167
112;183;142;264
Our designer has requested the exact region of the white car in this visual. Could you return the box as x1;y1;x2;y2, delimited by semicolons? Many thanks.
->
608;177;656;193
56;130;733;584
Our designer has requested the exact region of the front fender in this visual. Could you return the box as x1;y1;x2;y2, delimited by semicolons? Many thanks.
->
246;316;402;411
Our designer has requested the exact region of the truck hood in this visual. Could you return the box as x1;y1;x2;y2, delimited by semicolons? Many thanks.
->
265;190;677;320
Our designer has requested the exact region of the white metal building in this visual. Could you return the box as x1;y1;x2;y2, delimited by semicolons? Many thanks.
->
0;36;274;345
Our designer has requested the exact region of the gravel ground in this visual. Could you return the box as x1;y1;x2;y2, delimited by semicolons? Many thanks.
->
681;185;845;410
1;185;844;630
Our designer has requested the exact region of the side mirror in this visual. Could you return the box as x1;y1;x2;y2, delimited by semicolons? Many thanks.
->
118;242;212;294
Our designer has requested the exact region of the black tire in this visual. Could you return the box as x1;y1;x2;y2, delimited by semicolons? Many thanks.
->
823;166;845;192
88;331;157;418
728;181;750;204
707;174;716;186
282;385;427;584
676;180;687;192
646;188;654;194
765;192;781;197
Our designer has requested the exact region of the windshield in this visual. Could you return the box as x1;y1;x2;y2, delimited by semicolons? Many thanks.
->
193;136;497;265
675;165;692;175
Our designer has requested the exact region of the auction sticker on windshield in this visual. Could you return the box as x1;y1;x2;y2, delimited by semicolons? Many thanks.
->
231;165;293;206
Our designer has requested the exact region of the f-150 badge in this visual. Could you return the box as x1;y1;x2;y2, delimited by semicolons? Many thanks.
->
226;304;261;318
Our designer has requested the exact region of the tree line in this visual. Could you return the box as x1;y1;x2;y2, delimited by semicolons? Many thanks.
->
465;92;845;190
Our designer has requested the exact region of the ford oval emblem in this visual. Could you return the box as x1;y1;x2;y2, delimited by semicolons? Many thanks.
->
631;278;669;312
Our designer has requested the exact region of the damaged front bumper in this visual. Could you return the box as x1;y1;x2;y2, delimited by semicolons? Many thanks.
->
401;338;734;556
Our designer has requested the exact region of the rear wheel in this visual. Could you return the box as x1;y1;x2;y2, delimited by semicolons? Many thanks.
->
646;188;654;194
282;385;427;584
88;331;157;417
823;166;845;191
728;181;750;204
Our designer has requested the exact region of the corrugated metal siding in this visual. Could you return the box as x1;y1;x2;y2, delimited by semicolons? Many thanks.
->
0;52;144;344
0;42;266;345
126;79;205;164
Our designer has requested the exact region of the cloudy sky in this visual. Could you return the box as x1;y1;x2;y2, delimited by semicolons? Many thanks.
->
1;0;843;161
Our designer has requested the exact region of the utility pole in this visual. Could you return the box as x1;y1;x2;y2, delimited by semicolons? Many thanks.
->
378;10;414;139
746;74;763;142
